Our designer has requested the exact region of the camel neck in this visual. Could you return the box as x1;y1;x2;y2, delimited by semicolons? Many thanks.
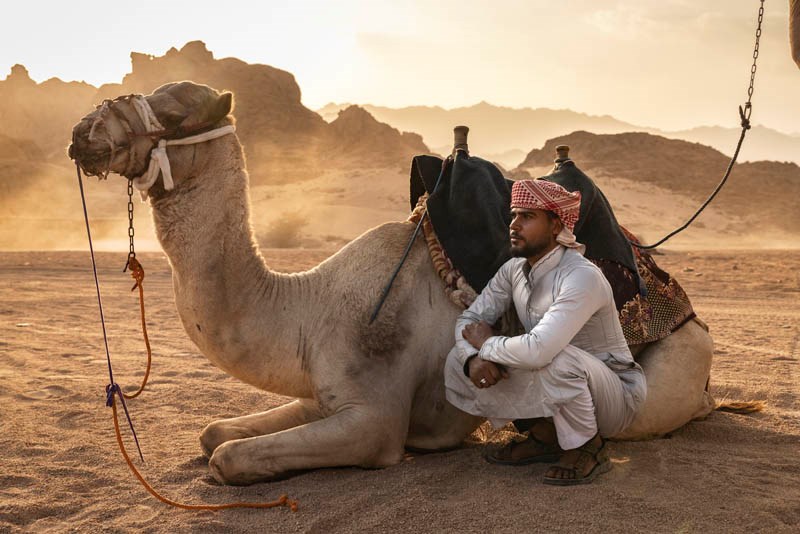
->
149;137;313;398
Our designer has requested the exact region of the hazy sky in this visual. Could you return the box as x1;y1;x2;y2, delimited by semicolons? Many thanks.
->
2;1;798;133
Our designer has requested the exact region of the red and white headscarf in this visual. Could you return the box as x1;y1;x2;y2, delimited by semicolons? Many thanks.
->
511;179;581;231
511;179;585;253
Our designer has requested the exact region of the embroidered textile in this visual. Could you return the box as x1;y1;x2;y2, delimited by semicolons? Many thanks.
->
511;180;581;232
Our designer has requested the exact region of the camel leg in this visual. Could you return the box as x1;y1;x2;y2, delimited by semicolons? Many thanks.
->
200;399;323;457
208;406;408;485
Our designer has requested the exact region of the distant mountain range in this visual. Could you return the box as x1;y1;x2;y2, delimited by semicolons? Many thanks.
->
317;102;800;168
516;130;800;235
0;42;796;250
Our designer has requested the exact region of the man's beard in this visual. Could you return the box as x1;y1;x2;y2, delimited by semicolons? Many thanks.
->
510;236;551;259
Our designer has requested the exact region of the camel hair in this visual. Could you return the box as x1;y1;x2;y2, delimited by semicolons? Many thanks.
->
70;82;715;485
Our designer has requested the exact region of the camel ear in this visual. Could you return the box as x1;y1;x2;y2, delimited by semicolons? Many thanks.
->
178;91;233;129
213;92;233;121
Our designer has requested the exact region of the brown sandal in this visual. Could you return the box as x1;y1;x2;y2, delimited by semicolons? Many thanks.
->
485;433;562;465
542;435;611;485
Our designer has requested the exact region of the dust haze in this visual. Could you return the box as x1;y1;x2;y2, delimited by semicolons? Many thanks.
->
0;42;797;252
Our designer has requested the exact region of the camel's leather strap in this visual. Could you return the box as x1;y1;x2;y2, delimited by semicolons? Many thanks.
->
128;95;236;199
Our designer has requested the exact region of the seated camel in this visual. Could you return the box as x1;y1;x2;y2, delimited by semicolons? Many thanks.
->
69;81;714;485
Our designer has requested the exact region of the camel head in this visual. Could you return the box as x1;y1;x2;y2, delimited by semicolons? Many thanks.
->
69;81;233;186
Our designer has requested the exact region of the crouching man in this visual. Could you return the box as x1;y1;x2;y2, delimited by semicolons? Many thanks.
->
444;179;646;485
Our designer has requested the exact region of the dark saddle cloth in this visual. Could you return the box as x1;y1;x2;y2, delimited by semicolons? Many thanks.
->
410;154;512;292
409;154;695;346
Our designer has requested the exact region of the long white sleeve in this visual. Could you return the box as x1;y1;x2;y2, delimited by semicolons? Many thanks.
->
452;260;517;367
478;266;606;370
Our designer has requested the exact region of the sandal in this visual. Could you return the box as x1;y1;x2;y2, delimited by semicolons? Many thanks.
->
485;433;562;465
542;434;611;485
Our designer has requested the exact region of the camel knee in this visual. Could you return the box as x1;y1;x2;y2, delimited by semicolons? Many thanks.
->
351;416;406;468
200;420;245;458
366;442;405;468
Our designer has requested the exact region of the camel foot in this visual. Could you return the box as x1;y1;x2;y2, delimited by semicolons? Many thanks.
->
209;441;278;485
200;399;324;458
206;408;407;485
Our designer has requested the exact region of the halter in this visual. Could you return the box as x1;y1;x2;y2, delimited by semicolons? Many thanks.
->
86;94;236;200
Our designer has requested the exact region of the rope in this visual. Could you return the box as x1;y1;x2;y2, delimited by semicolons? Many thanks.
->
109;396;297;512
122;257;151;399
129;94;235;199
76;162;144;460
632;114;749;250
369;155;452;324
132;124;236;200
74;162;297;512
632;0;764;250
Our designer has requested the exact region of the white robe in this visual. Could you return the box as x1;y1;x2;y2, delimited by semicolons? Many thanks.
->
444;245;647;449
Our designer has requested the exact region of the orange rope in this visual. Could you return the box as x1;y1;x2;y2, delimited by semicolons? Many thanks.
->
123;257;150;399
111;256;298;512
110;397;298;511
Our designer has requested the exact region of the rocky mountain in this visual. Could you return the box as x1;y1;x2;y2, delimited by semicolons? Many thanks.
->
0;41;430;185
0;65;96;160
0;42;431;249
1;43;796;250
318;101;638;166
515;131;800;235
326;106;427;168
318;102;800;168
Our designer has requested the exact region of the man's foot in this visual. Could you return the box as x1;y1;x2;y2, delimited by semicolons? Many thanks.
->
542;433;611;485
486;420;562;465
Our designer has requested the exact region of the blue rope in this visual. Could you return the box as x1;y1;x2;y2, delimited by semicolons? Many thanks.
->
75;162;144;462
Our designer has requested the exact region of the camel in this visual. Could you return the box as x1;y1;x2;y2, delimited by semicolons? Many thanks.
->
792;0;800;68
69;82;714;485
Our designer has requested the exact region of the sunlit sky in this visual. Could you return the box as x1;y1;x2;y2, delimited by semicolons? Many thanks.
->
2;0;798;133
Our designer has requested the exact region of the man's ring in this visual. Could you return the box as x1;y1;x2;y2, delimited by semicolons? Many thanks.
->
479;378;488;386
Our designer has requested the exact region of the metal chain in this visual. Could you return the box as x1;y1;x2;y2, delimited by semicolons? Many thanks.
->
743;0;764;121
748;2;764;101
632;0;764;250
124;179;136;271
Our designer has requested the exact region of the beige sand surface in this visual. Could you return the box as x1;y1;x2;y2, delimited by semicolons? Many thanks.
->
1;249;798;533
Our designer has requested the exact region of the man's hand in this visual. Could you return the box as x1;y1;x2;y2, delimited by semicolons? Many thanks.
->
468;357;509;389
462;320;494;350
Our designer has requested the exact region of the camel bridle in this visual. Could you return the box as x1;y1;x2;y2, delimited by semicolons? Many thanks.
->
74;93;236;199
69;93;297;512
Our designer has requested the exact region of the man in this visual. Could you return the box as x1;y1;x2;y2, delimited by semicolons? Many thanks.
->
444;179;646;485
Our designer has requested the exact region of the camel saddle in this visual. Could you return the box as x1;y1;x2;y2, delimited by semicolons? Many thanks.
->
408;154;695;346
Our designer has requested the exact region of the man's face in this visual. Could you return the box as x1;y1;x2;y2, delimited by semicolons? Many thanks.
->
509;208;562;259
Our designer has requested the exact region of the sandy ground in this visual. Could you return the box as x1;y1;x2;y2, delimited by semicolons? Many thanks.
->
1;248;799;533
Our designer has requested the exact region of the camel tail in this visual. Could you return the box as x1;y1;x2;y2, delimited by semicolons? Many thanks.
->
715;400;766;414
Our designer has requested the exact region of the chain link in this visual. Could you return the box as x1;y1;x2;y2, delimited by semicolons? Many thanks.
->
124;179;136;271
745;1;765;111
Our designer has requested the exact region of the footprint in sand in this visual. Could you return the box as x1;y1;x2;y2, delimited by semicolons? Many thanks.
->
183;370;213;379
55;410;93;429
17;446;53;458
0;474;36;489
17;384;70;401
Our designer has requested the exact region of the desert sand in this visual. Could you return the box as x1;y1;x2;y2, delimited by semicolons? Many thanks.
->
1;247;799;533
